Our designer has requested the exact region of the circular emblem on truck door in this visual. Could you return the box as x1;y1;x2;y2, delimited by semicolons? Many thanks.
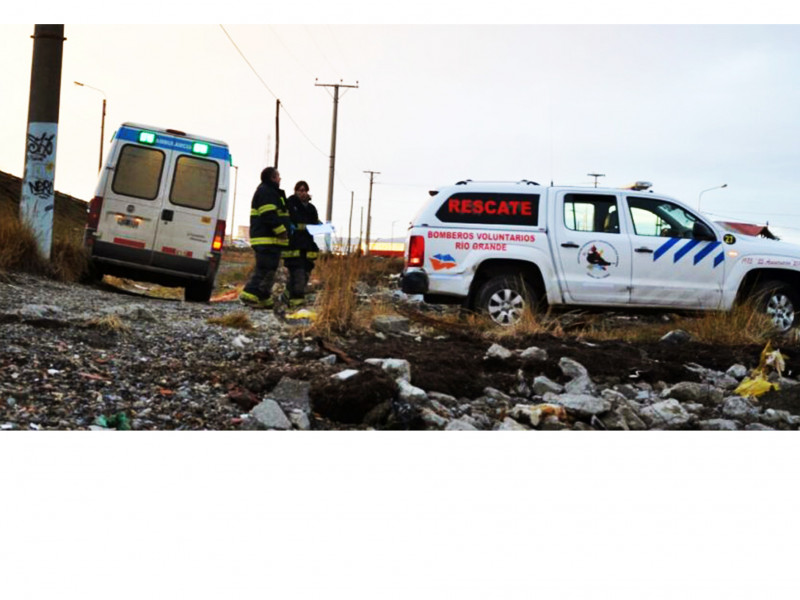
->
579;241;619;279
723;233;736;245
126;204;135;214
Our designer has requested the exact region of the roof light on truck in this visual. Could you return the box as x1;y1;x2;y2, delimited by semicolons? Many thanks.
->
622;181;653;191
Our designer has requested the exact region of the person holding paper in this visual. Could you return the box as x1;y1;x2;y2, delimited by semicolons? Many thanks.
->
284;180;322;308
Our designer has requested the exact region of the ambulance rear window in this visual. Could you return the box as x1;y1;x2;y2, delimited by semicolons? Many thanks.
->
436;193;539;226
112;144;165;200
169;155;219;211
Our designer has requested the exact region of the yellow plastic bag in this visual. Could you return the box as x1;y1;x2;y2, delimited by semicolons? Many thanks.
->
734;342;787;399
734;377;776;398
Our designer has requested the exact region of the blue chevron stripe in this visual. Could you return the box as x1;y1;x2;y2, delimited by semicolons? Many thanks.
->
673;239;701;263
713;252;725;268
654;237;680;261
693;241;721;265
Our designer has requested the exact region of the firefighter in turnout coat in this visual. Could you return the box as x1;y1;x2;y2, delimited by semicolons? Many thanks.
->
239;167;291;309
284;180;321;308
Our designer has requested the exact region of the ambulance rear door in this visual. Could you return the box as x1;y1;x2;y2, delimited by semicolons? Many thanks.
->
151;140;228;274
96;129;166;258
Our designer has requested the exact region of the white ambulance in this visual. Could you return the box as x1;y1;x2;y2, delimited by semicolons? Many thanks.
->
84;123;230;302
401;180;800;332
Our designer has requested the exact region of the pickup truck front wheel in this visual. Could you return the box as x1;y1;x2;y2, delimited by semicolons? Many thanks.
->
475;275;536;326
755;280;798;333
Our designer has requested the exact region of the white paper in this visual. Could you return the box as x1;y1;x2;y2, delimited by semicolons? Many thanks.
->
307;223;335;236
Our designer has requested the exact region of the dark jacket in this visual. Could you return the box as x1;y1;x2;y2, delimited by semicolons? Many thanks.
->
250;181;290;247
287;195;321;253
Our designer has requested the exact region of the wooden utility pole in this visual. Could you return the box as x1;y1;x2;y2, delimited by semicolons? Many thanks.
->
363;170;380;256
21;24;65;260
315;79;358;224
347;191;354;255
274;99;280;168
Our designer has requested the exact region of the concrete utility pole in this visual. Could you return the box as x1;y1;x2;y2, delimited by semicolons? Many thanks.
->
358;206;364;255
363;170;380;256
21;24;66;260
315;79;358;223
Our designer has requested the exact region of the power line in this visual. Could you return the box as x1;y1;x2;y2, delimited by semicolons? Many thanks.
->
219;26;363;204
267;25;315;78
304;25;341;79
218;25;328;158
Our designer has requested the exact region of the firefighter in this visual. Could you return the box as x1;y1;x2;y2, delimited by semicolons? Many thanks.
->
284;180;321;308
239;167;291;309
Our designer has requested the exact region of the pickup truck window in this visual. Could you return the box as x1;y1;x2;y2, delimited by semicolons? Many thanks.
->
628;196;699;238
564;194;619;233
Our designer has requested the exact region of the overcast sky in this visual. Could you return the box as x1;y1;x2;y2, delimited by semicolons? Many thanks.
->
3;19;800;243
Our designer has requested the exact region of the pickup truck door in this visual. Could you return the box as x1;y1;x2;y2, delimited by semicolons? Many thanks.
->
626;195;725;308
553;191;632;304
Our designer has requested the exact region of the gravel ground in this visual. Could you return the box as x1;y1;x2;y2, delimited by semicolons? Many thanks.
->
3;271;800;432
0;273;313;430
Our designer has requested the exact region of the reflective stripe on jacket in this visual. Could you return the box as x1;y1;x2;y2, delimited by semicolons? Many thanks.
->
249;181;291;246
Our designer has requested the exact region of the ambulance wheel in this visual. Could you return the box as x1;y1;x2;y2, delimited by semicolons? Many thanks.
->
185;281;213;303
475;275;536;326
82;260;104;285
754;280;798;333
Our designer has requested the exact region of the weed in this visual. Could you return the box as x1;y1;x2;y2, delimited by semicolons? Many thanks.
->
50;238;90;282
0;204;48;276
311;254;367;336
86;314;130;334
206;311;255;330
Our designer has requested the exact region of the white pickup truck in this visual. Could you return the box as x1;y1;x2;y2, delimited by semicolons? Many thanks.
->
401;180;800;331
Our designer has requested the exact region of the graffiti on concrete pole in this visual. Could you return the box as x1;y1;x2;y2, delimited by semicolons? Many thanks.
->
20;122;58;258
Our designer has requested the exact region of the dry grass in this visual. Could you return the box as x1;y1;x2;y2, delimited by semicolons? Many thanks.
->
564;302;777;346
0;205;90;282
310;254;369;336
675;302;777;346
485;308;568;340
50;238;90;282
85;314;130;334
206;310;255;330
0;204;48;276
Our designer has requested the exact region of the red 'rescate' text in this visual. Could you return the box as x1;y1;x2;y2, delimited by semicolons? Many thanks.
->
447;198;533;216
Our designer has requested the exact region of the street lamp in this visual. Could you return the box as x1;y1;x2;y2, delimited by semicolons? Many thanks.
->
229;165;239;239
698;183;728;211
74;81;107;173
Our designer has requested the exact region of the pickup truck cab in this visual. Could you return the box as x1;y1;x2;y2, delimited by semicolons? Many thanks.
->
401;180;800;331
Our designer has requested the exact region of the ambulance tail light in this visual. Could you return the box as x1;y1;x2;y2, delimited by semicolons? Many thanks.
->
212;220;226;252
87;196;104;230
407;235;425;267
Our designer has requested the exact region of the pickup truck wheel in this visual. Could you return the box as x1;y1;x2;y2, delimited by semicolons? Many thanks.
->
475;275;536;326
755;280;798;333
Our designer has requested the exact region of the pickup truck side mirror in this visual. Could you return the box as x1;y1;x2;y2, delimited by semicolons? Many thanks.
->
692;221;716;242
